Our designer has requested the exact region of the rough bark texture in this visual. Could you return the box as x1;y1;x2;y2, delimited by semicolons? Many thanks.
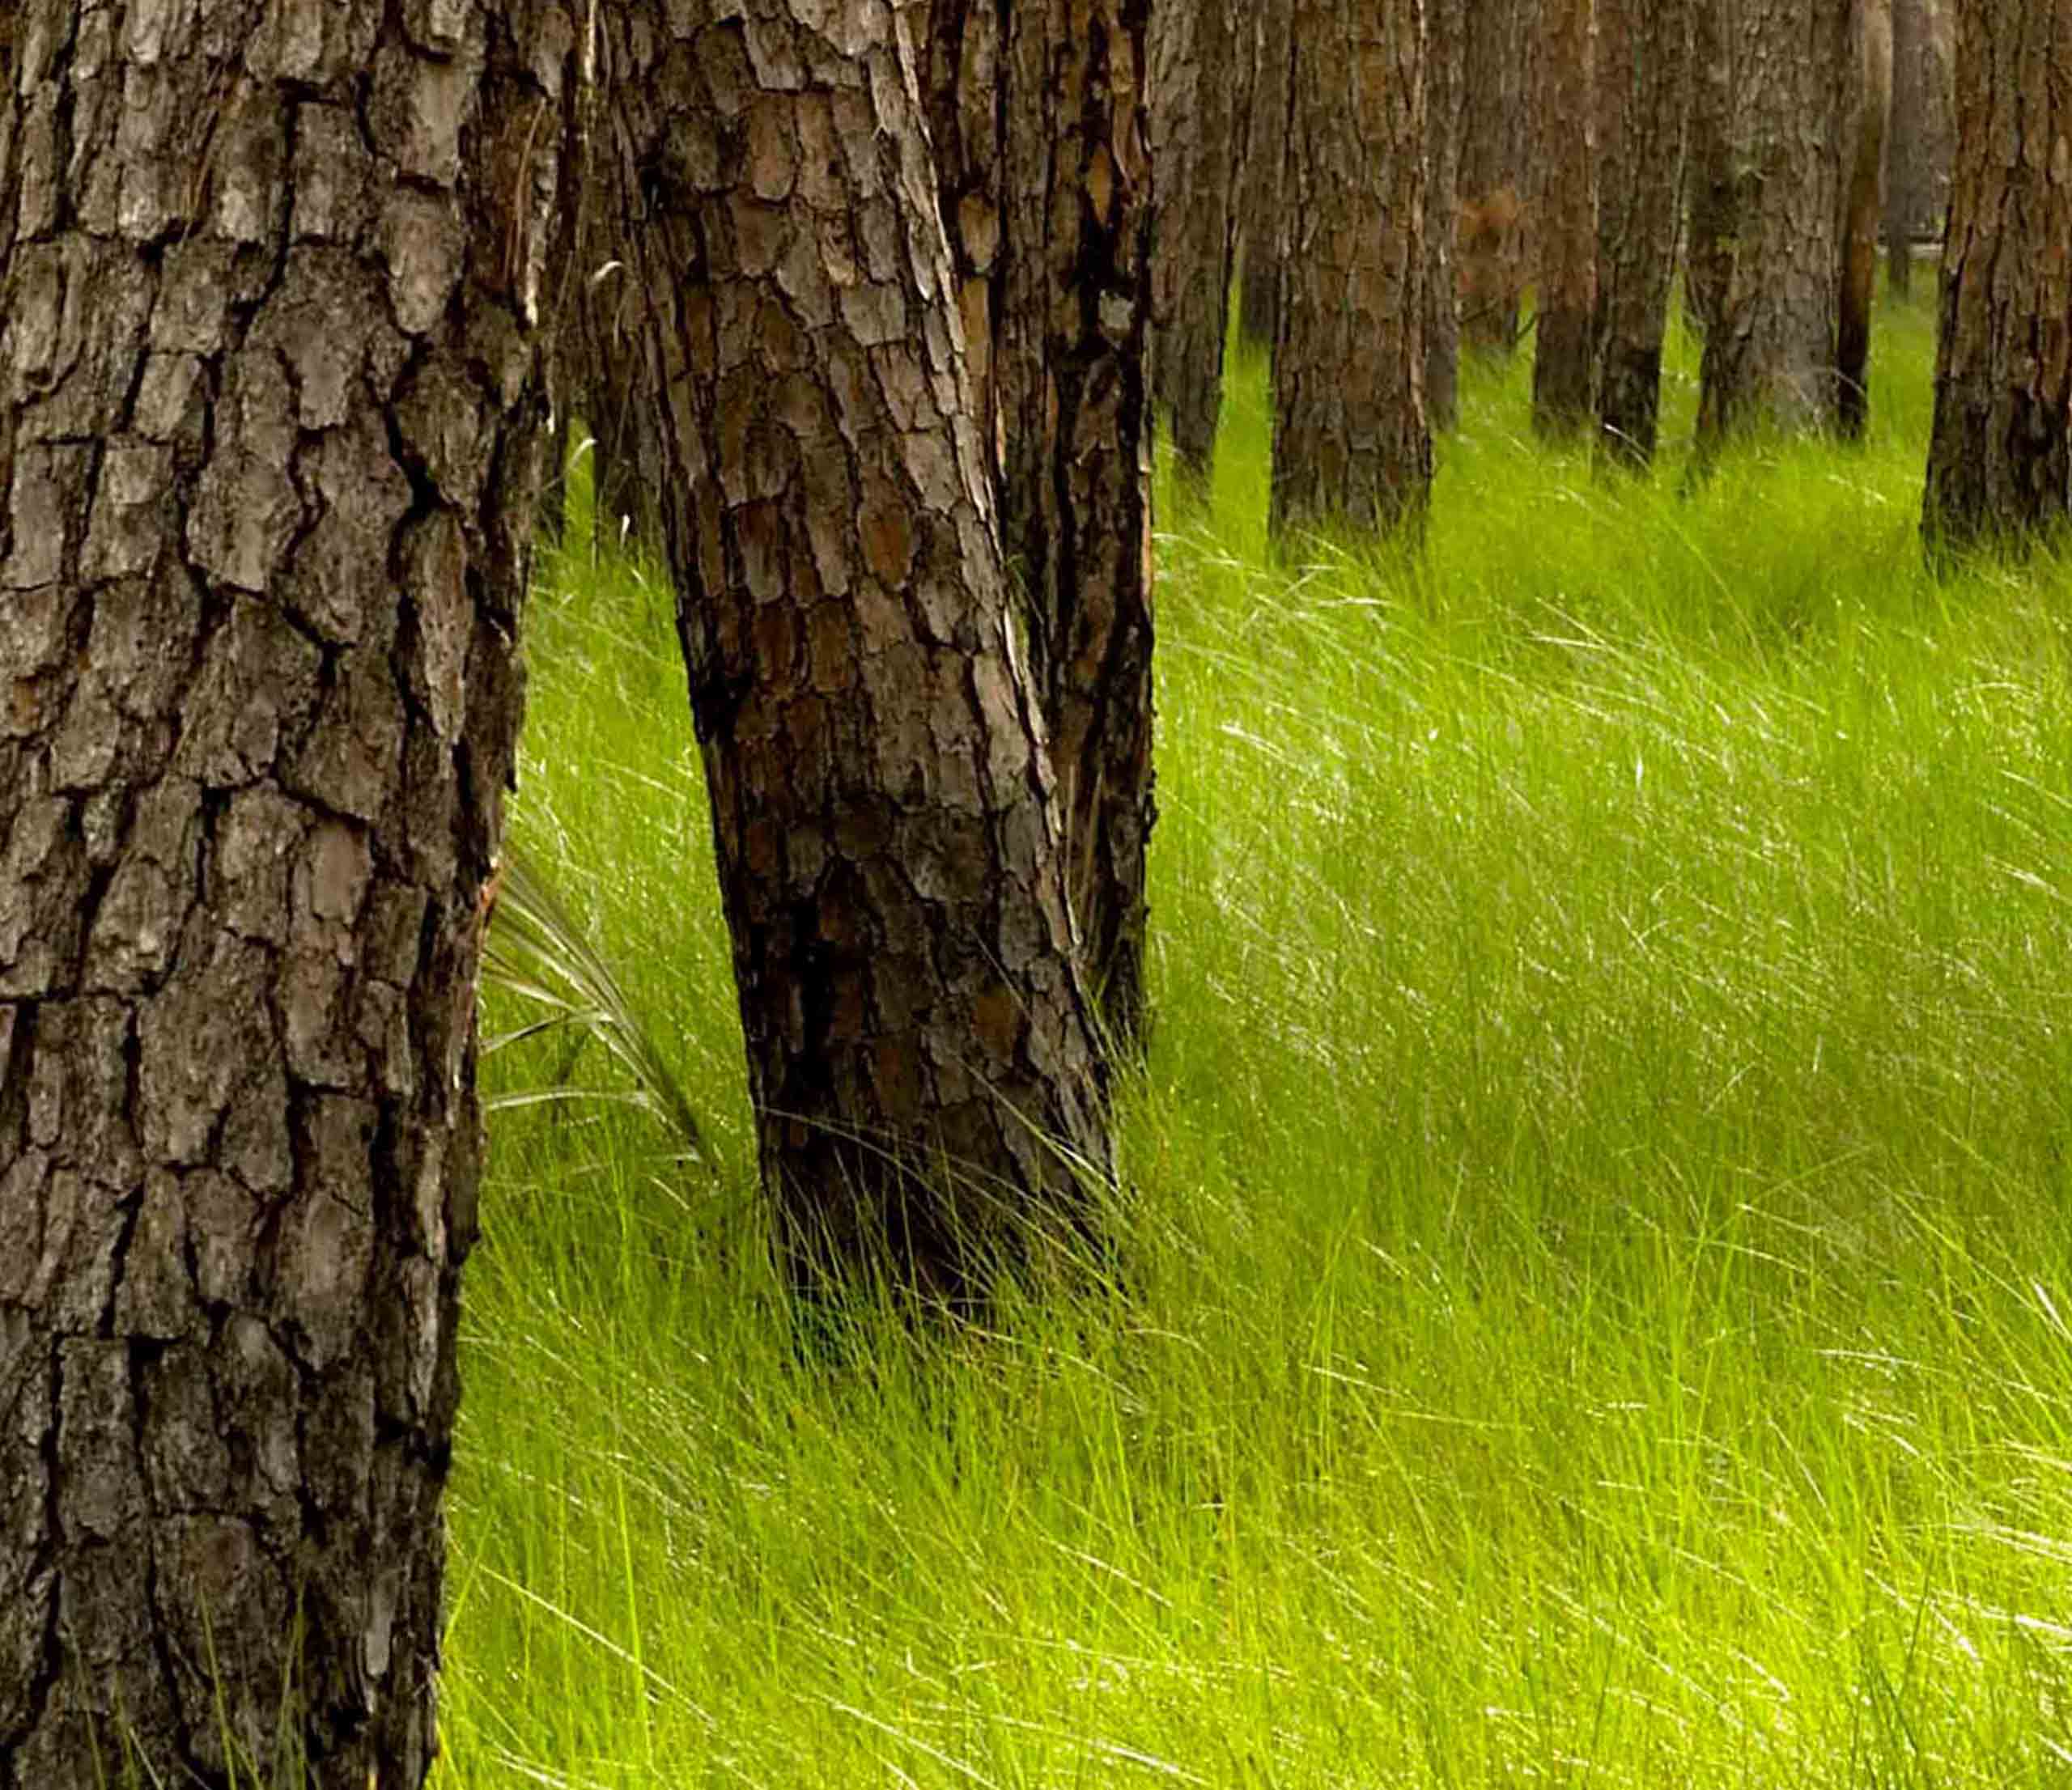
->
1150;0;1251;473
1459;0;1533;352
1923;0;2072;548
1238;0;1291;351
1424;0;1465;431
594;0;1115;1297
0;0;571;1783
917;0;1158;1050
1592;0;1692;465
916;0;1004;465
1272;0;1430;536
1532;0;1599;437
1836;0;1893;437
1694;0;1858;448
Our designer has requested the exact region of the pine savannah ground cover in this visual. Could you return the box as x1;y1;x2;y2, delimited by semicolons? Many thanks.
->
445;295;2072;1787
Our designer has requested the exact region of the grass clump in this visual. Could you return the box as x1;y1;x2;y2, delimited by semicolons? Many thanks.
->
443;294;2072;1787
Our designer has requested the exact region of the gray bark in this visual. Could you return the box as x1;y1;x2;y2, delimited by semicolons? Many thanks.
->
0;0;573;1783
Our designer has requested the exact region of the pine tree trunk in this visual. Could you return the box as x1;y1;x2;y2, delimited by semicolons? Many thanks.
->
1151;0;1252;475
1593;0;1694;466
919;0;1159;1050
1884;0;1925;294
1460;0;1534;353
1684;0;1739;341
1533;0;1600;438
594;2;1115;1299
1238;0;1293;351
1425;0;1466;431
999;0;1158;1043
1695;0;1858;448
1923;0;2072;549
0;1;571;1782
1836;1;1893;439
1273;0;1431;537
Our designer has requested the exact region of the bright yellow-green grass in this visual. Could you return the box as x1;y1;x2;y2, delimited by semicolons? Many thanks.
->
444;295;2072;1788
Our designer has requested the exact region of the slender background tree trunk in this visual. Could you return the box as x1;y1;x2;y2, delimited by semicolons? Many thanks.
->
1460;0;1534;353
0;0;572;1781
1923;0;2072;547
1684;0;1758;350
595;2;1115;1298
1533;0;1600;437
1238;0;1293;353
1695;0;1857;448
1836;0;1893;438
1593;0;1693;465
1273;0;1431;535
1425;0;1467;430
1884;0;1926;294
1151;0;1252;476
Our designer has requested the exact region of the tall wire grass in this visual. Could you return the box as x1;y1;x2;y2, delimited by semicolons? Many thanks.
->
443;294;2072;1787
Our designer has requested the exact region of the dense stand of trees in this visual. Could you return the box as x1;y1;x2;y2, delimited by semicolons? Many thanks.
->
0;0;2053;1778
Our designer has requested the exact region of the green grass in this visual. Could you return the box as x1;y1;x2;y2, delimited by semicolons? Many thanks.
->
443;295;2072;1788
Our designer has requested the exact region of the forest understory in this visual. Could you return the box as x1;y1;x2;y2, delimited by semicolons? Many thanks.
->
450;288;2072;1788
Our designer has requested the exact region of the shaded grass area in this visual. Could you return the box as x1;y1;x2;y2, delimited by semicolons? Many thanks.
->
444;295;2072;1786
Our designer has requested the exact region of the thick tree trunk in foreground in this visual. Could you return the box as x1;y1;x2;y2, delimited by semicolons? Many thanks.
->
1238;0;1292;351
1532;0;1599;437
1274;0;1430;537
0;2;570;1783
1593;0;1693;465
1884;0;1926;294
597;2;1114;1297
920;0;1158;1049
1151;0;1251;474
1836;0;1893;438
1923;0;2072;548
1459;0;1533;353
1425;0;1466;430
1695;0;1856;448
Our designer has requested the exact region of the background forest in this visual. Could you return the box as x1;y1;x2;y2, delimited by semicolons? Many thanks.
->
453;302;2072;1784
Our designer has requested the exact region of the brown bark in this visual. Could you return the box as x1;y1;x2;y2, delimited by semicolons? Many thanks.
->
1425;0;1466;431
1593;0;1693;465
1923;0;2072;549
1837;0;1894;438
1238;0;1293;351
593;2;1115;1298
0;0;572;1784
1459;0;1534;352
1150;0;1253;473
1694;0;1858;448
1684;0;1739;341
1533;0;1599;438
1273;0;1431;537
916;0;1158;1050
1885;0;1926;293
